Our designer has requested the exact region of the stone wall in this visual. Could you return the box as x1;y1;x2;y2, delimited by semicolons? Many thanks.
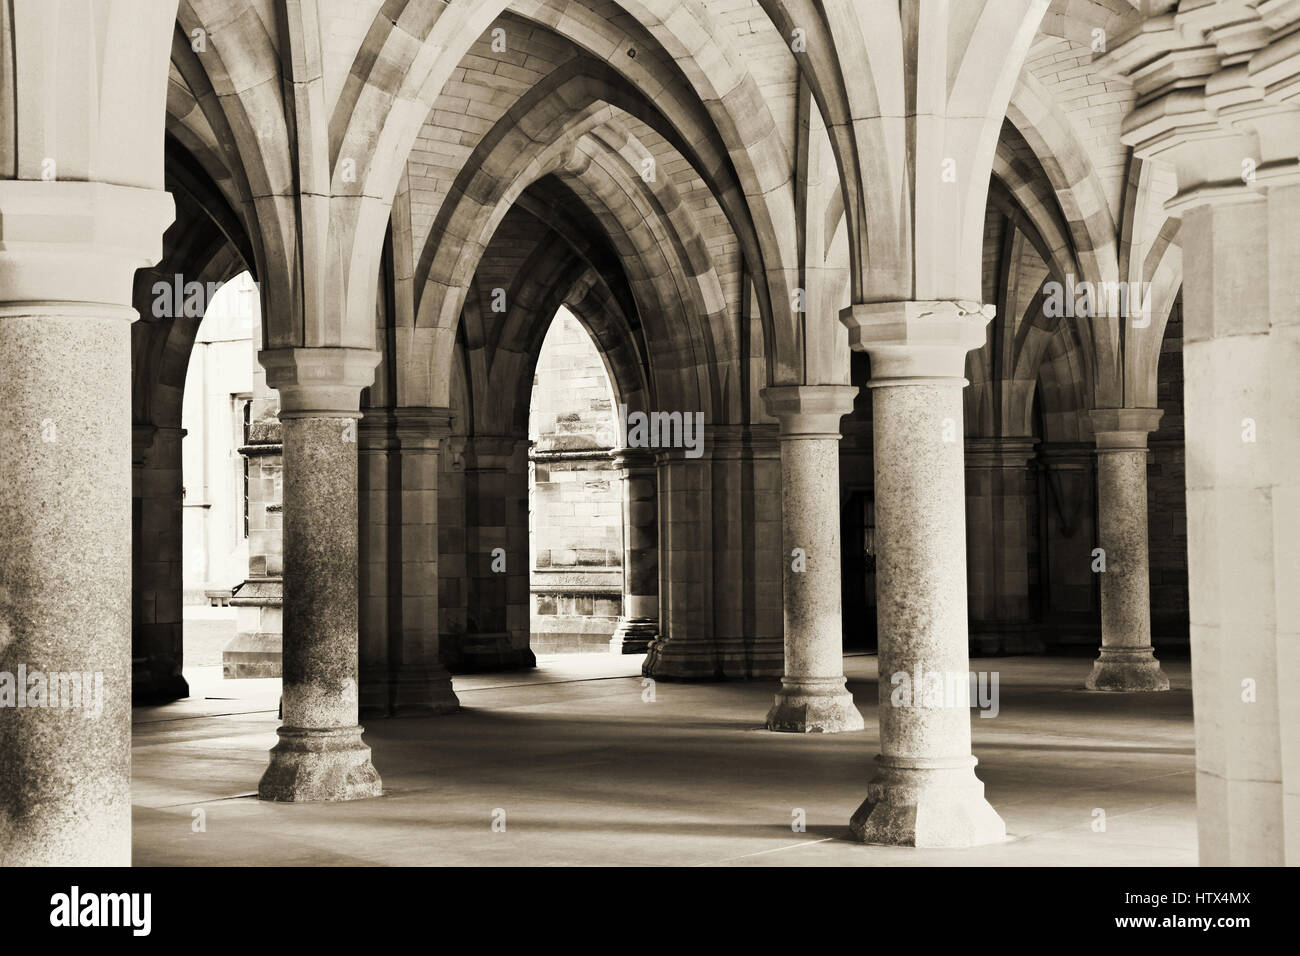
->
179;273;256;599
528;310;624;653
224;299;283;678
1033;442;1099;647
1148;295;1189;646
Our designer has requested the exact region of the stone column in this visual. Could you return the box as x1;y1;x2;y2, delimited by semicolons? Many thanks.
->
358;409;398;717
643;448;715;677
610;446;659;654
0;181;173;865
505;437;533;660
642;431;784;680
761;385;863;733
359;407;458;716
132;423;190;702
841;300;1005;847
256;347;382;802
720;426;784;679
392;408;459;712
1086;408;1169;691
438;434;469;654
965;437;1041;655
454;435;535;671
1180;189;1299;865
1102;1;1300;864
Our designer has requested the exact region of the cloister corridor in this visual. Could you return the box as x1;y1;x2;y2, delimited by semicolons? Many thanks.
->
1;0;1295;899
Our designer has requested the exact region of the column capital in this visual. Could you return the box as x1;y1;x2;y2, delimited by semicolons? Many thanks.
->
704;424;780;460
259;347;381;417
611;445;658;471
357;406;453;449
132;425;157;471
965;436;1039;468
0;180;174;310
840;300;993;383
760;384;858;438
467;434;519;470
357;409;398;451
1090;407;1164;450
1100;3;1300;207
393;406;453;449
130;424;187;471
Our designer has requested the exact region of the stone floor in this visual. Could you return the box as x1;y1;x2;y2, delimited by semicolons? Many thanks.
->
132;653;1196;866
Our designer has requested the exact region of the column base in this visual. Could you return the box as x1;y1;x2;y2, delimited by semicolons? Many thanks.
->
849;755;1006;848
1084;647;1170;692
642;635;707;678
360;666;461;718
258;726;383;802
643;634;784;680
610;618;657;654
765;677;864;733
394;666;460;716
